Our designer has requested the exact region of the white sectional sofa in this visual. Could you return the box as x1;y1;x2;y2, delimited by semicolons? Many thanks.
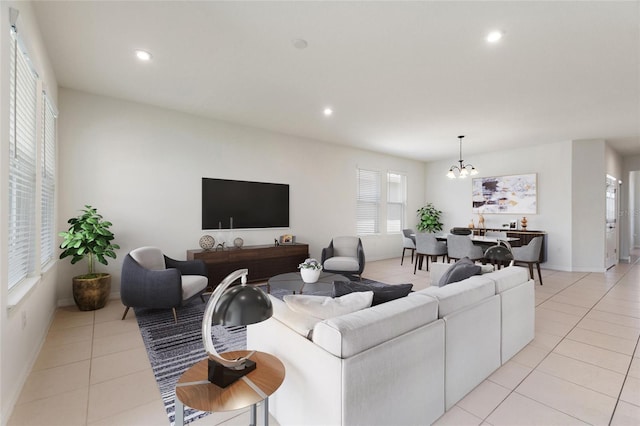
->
247;265;534;425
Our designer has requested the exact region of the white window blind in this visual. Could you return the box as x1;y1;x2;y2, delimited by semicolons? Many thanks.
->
8;30;38;289
387;172;406;233
356;169;380;235
41;95;56;266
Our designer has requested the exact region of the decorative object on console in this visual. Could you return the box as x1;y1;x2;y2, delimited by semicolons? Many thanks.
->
509;220;517;229
472;173;537;214
233;237;244;248
298;258;322;283
202;269;272;388
199;235;215;250
478;213;485;228
520;217;528;230
279;234;295;244
59;205;120;311
447;135;478;179
417;203;444;233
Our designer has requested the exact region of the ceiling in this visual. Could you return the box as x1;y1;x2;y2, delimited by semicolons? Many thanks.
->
31;1;640;162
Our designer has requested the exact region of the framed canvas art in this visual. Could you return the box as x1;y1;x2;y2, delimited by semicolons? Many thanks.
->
472;173;537;214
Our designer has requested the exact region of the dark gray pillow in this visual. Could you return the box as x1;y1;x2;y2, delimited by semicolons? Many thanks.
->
332;281;413;306
438;257;482;286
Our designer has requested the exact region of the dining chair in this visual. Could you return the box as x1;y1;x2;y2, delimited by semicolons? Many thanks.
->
414;233;448;273
511;236;544;285
446;234;484;263
401;229;417;265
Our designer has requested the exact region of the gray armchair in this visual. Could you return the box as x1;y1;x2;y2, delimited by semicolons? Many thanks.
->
414;233;448;273
511;236;544;285
401;228;416;265
120;246;209;323
321;236;365;279
446;234;484;263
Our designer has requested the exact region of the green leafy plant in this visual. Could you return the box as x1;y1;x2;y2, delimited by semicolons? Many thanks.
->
298;258;322;270
59;205;120;277
417;203;444;233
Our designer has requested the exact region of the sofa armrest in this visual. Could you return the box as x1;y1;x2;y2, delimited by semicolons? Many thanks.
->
121;254;182;308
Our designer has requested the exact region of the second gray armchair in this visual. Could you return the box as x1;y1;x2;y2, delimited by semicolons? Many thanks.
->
321;236;365;279
512;236;544;285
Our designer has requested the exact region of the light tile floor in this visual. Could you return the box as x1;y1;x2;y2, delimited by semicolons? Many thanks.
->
7;252;640;426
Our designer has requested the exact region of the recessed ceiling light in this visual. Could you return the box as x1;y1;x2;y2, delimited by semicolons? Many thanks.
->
135;49;152;61
323;107;333;117
486;31;503;43
292;38;308;49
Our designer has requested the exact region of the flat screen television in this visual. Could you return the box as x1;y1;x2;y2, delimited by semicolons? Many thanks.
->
202;178;289;229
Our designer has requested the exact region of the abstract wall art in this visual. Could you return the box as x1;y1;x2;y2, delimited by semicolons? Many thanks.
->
472;173;537;214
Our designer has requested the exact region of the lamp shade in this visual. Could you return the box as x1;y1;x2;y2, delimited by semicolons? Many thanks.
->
212;285;273;326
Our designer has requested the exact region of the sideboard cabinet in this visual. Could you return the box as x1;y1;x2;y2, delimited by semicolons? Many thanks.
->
187;243;309;288
472;228;547;262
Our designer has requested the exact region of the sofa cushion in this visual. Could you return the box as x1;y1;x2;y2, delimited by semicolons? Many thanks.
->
484;266;530;293
312;294;439;358
270;295;322;339
413;276;495;317
283;291;373;320
438;257;481;286
332;281;413;306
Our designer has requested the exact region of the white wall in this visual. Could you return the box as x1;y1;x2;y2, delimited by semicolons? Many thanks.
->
0;2;59;424
571;140;606;271
424;141;573;271
57;89;426;304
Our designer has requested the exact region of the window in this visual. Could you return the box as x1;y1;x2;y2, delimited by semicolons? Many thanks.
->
8;30;38;290
356;169;380;235
41;95;57;266
387;172;407;233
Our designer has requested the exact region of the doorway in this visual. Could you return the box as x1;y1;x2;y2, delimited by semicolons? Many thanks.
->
605;175;619;269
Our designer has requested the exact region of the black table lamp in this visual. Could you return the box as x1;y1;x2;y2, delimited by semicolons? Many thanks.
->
201;268;273;387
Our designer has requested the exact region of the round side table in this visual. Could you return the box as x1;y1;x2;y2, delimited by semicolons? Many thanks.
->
175;350;285;426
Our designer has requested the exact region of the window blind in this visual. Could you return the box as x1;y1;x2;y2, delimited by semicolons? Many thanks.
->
8;30;38;289
387;172;406;233
41;95;56;266
356;169;380;235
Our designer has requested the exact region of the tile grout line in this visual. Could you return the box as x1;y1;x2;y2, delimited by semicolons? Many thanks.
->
481;264;638;424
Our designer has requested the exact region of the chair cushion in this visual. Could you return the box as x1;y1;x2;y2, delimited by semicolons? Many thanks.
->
283;292;373;320
130;247;166;270
181;275;208;300
333;281;413;306
438;257;481;286
323;256;360;272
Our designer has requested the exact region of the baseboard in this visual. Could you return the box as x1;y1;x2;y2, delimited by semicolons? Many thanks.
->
57;292;121;307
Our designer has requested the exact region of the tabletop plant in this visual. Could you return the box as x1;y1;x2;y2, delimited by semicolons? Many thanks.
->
417;203;444;233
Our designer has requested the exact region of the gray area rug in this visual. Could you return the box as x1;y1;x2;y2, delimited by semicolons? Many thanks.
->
135;277;392;425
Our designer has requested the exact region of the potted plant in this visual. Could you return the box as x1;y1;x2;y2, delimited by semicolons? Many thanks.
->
59;205;120;311
298;258;322;283
417;203;444;233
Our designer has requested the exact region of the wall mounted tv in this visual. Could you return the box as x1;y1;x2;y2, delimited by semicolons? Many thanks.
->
202;178;290;230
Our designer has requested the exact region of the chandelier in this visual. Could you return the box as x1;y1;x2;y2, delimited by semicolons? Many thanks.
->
447;135;478;179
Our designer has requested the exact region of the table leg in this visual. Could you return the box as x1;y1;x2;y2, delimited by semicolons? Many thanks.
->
175;398;184;426
264;397;269;426
250;403;257;426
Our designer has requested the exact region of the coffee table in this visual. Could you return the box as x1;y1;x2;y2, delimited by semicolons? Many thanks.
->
267;271;349;295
